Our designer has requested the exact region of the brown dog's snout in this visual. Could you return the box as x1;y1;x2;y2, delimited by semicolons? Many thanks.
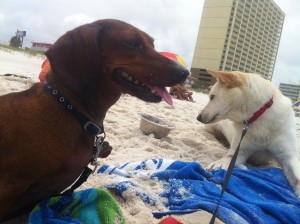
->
170;65;189;85
176;67;189;81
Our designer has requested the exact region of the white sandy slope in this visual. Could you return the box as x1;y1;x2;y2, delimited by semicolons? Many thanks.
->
1;47;299;224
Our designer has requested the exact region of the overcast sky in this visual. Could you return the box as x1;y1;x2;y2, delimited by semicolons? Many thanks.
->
0;0;299;86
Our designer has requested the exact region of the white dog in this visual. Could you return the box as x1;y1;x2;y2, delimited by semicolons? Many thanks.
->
197;70;300;197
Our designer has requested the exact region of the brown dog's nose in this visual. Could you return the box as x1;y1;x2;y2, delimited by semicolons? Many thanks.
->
172;66;189;84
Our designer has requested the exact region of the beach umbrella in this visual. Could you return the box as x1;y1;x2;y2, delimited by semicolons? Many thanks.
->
159;52;189;105
293;101;300;108
292;102;300;111
160;52;187;68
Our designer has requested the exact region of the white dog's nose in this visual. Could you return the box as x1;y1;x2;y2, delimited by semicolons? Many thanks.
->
197;113;203;122
197;111;218;124
197;113;208;123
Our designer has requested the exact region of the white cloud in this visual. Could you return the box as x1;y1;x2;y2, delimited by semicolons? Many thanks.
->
62;13;95;30
0;0;299;84
0;13;4;22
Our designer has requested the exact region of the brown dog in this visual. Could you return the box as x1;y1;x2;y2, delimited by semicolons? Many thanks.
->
0;19;188;221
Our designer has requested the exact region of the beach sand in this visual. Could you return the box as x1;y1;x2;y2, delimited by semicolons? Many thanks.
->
1;47;299;224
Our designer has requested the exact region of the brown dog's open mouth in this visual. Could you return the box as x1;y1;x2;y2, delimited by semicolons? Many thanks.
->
113;69;173;105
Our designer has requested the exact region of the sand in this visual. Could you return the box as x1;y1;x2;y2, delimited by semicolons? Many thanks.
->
1;47;299;224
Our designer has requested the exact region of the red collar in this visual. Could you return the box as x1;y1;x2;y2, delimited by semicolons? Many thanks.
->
244;96;274;125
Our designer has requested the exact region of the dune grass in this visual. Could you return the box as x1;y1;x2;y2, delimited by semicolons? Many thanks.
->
0;44;45;58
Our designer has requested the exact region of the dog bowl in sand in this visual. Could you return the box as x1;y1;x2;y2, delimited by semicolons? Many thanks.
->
139;113;175;139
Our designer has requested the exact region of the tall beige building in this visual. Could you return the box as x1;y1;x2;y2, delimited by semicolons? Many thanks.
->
191;0;285;89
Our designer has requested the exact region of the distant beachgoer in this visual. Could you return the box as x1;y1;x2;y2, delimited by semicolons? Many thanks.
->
169;83;194;102
38;58;51;82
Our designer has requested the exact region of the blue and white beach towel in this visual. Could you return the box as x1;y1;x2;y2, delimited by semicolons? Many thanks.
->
98;159;300;224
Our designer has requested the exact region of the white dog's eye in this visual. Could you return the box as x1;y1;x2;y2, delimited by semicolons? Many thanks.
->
210;95;215;100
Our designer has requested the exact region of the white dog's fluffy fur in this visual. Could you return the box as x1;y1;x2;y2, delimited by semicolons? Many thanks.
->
197;70;300;197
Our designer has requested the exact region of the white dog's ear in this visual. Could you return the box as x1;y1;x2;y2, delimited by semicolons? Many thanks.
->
207;70;245;88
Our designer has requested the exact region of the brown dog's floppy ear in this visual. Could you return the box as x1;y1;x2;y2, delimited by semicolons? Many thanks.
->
46;22;103;96
207;70;245;88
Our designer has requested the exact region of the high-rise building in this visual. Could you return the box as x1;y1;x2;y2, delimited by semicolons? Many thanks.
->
279;83;300;103
191;0;285;89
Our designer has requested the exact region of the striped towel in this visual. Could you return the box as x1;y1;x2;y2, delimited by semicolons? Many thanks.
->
98;159;300;224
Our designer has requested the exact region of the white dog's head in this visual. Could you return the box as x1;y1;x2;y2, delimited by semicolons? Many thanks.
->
197;70;249;124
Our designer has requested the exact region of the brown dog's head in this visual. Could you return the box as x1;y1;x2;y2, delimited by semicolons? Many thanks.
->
46;19;189;106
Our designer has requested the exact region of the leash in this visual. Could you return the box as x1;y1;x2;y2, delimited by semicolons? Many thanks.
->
209;96;274;224
44;83;112;195
209;124;250;224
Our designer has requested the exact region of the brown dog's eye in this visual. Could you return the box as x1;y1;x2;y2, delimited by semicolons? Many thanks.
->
126;38;144;52
210;95;215;100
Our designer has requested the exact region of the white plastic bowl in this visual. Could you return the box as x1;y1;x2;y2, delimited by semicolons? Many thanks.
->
139;113;175;139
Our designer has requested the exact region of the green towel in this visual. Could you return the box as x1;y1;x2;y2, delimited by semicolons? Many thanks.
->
28;188;126;224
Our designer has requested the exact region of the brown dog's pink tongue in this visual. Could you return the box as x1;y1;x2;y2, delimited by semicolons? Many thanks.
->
151;86;173;105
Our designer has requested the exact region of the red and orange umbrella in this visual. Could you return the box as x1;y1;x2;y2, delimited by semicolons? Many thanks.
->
160;51;187;68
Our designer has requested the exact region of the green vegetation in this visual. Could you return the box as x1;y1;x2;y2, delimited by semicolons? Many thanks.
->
0;44;45;57
186;86;209;95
